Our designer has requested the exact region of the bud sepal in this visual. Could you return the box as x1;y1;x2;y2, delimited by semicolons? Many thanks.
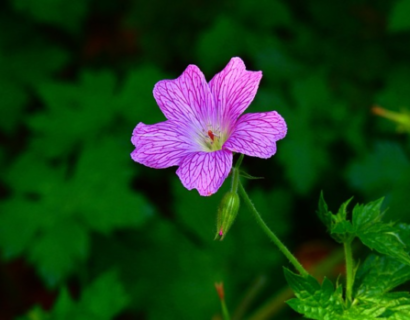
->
215;191;240;241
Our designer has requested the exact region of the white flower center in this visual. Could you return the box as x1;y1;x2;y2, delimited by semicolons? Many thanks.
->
194;126;228;152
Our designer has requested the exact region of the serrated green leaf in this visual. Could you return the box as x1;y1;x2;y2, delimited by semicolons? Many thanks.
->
42;271;129;320
0;138;151;283
29;220;90;286
357;222;410;266
328;197;356;243
29;71;117;157
352;198;384;231
355;292;410;320
331;221;355;236
316;191;332;230
73;139;152;233
284;268;321;297
284;268;345;319
342;302;386;319
78;271;129;319
335;197;354;222
355;254;410;298
388;0;410;33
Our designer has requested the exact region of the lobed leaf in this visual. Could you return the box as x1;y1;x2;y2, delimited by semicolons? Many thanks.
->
284;268;345;319
352;198;384;231
316;191;332;230
357;222;410;266
355;253;410;298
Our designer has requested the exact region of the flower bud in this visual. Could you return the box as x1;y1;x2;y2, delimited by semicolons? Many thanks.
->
215;191;240;240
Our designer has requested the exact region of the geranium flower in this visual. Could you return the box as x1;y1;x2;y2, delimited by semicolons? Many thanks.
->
131;57;287;196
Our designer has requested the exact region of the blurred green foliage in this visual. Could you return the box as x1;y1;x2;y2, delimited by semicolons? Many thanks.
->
1;0;410;319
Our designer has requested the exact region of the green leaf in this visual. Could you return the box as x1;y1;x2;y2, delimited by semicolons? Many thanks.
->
71;139;153;233
29;71;118;157
388;0;410;33
77;271;129;319
316;191;332;230
341;302;387;319
357;222;410;266
347;142;410;197
356;293;410;320
352;198;384;231
355;254;410;298
0;78;28;133
53;287;75;319
116;66;166;125
278;73;338;194
284;268;345;319
284;268;321;297
12;0;90;33
236;0;292;29
0;25;69;132
196;16;248;73
22;271;129;319
0;139;151;284
30;220;90;286
331;220;355;236
318;194;355;243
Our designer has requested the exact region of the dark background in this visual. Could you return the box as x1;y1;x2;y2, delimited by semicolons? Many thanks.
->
1;0;410;319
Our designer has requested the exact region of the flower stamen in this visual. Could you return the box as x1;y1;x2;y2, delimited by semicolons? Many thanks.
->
208;130;215;141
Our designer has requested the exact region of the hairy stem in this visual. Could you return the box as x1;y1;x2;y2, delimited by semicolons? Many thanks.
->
238;181;309;277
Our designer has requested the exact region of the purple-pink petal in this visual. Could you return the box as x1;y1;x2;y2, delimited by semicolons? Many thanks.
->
223;111;287;159
153;64;214;128
209;57;262;126
176;150;233;196
131;121;195;168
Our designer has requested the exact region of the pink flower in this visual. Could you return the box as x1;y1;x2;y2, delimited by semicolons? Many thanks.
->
131;57;287;196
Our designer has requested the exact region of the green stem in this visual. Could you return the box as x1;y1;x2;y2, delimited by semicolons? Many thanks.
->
231;154;244;194
344;240;354;304
221;299;231;320
238;181;309;277
231;167;240;194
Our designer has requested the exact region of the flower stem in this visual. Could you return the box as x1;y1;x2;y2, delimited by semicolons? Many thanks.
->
231;167;240;194
238;181;309;277
231;154;244;194
221;299;231;320
215;282;231;320
344;240;354;304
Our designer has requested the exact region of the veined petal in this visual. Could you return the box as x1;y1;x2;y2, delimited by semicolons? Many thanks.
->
176;150;232;196
131;121;195;168
223;111;287;159
209;57;262;126
153;64;214;128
